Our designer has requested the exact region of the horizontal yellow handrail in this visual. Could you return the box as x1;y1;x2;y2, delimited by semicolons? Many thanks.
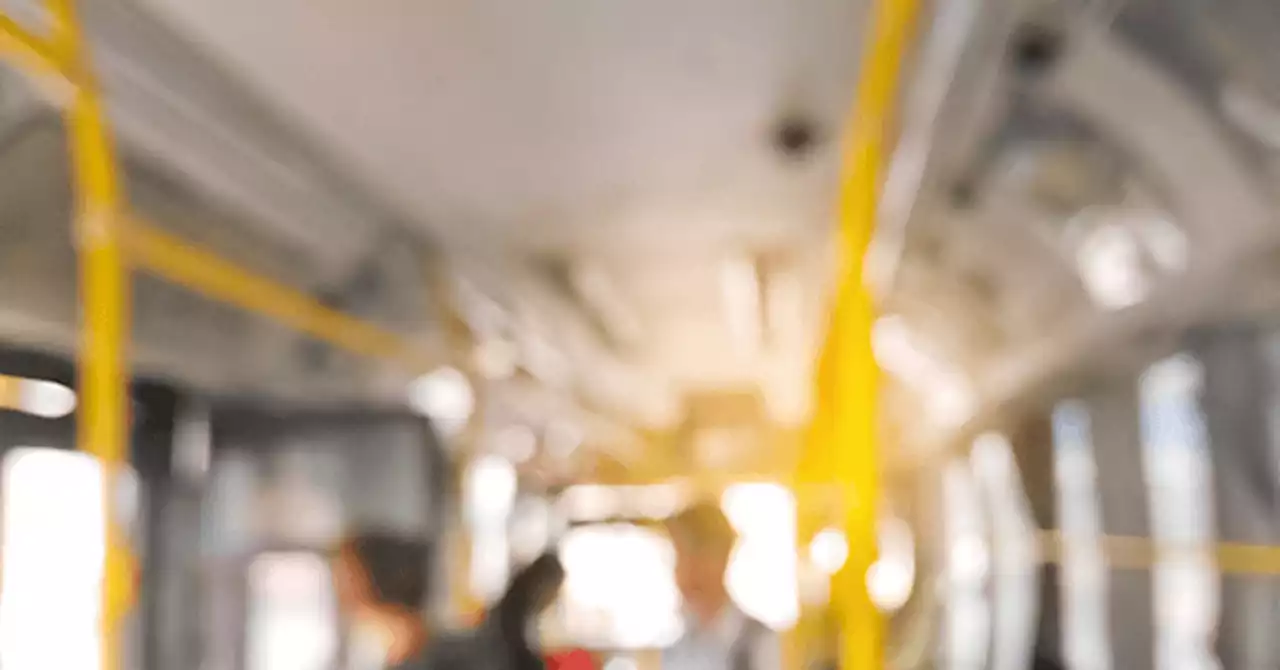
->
0;12;62;77
126;218;434;369
1039;531;1280;575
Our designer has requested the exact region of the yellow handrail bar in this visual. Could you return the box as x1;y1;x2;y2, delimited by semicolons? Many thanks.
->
804;0;920;668
41;2;132;669
127;218;434;368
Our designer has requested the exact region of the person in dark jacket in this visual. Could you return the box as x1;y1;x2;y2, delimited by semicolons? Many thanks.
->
333;529;564;670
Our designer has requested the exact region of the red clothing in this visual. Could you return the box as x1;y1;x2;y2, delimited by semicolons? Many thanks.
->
544;649;595;670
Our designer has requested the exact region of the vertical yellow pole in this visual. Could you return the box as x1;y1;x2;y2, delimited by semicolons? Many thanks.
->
46;2;133;670
821;0;919;668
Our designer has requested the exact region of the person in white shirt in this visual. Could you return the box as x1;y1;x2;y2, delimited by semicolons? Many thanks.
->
661;501;783;670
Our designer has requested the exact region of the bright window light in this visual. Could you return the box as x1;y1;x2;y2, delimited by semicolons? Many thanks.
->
721;483;799;629
0;448;137;670
556;524;683;648
246;552;338;670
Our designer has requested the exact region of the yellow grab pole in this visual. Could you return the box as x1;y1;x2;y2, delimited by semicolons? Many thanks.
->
45;2;134;670
815;0;920;667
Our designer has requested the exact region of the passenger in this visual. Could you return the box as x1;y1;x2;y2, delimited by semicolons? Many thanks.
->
332;531;432;669
333;529;564;670
662;501;782;670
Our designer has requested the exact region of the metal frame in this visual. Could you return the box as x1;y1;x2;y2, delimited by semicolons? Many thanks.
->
0;4;430;669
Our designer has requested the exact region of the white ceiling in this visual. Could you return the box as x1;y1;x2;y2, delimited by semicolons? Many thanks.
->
136;0;864;255
133;0;868;426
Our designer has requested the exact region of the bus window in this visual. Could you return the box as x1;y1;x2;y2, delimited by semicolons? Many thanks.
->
0;448;138;670
246;552;338;670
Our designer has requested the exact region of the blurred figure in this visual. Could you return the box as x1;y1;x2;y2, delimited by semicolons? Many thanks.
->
662;501;782;670
332;532;432;669
333;529;565;670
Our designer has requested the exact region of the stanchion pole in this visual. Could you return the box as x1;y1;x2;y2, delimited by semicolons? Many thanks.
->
816;0;920;667
45;2;134;669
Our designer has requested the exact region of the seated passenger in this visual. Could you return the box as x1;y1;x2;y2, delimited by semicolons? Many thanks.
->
333;529;564;670
662;501;782;670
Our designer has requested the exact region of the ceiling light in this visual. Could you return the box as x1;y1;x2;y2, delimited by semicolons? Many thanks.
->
872;316;976;427
1075;222;1147;309
764;270;805;347
0;376;77;419
571;265;644;346
408;367;474;438
721;255;763;356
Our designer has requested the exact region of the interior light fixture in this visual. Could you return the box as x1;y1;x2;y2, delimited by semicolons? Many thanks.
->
0;376;77;419
408;366;474;438
1071;205;1192;311
19;379;77;419
570;264;644;346
721;255;763;356
872;316;976;427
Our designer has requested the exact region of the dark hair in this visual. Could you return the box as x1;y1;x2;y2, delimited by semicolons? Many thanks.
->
664;500;737;557
343;531;431;611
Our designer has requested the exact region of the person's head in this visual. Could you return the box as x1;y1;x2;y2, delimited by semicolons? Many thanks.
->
664;500;737;619
332;530;431;659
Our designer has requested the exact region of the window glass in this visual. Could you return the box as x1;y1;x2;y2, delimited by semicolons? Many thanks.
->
552;524;682;649
0;448;137;670
246;552;338;670
1138;355;1218;670
1050;400;1112;670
